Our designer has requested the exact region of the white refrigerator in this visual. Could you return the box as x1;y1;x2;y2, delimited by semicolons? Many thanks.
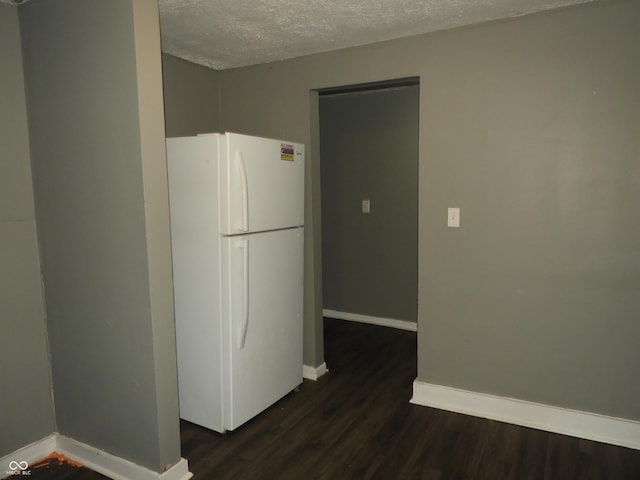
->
166;132;304;433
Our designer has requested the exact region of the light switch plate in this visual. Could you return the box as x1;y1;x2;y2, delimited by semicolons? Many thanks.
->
362;199;371;214
448;207;460;227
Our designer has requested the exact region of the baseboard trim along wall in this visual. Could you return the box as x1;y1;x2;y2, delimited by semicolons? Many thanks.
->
1;434;192;480
303;362;328;381
323;309;417;332
411;380;640;451
1;434;56;477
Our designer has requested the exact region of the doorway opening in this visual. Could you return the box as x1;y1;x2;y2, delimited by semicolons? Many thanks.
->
317;77;419;362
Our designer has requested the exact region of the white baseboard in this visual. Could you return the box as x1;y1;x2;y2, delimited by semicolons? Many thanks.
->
1;434;192;480
57;435;192;480
411;380;640;450
1;434;56;477
323;309;417;332
303;362;328;381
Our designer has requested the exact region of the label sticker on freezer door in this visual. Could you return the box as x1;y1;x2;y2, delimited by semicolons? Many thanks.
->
280;144;295;161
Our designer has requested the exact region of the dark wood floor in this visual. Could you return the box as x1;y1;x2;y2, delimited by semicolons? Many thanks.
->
18;318;640;479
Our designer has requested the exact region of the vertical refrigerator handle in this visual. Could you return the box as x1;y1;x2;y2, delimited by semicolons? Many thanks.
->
235;151;249;232
238;238;249;349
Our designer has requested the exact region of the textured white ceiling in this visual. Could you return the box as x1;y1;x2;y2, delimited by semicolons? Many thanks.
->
159;0;595;70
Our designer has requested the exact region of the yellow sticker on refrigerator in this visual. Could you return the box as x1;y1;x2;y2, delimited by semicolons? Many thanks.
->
280;144;295;161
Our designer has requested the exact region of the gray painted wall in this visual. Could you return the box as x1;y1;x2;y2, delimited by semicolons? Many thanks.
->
162;53;220;137
0;3;55;458
20;0;180;472
320;86;418;322
219;0;640;420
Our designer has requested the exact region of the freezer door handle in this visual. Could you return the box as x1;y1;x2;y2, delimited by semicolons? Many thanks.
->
238;238;250;349
236;151;249;232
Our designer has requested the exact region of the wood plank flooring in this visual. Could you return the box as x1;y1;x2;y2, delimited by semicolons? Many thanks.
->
15;318;640;479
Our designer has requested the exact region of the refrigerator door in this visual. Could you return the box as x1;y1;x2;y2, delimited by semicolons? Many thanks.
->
221;227;304;431
220;133;304;235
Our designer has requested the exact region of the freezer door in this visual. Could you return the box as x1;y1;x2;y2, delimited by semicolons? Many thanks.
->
221;228;304;431
220;133;304;235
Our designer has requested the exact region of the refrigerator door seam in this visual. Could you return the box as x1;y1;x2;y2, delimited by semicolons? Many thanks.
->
223;225;304;237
